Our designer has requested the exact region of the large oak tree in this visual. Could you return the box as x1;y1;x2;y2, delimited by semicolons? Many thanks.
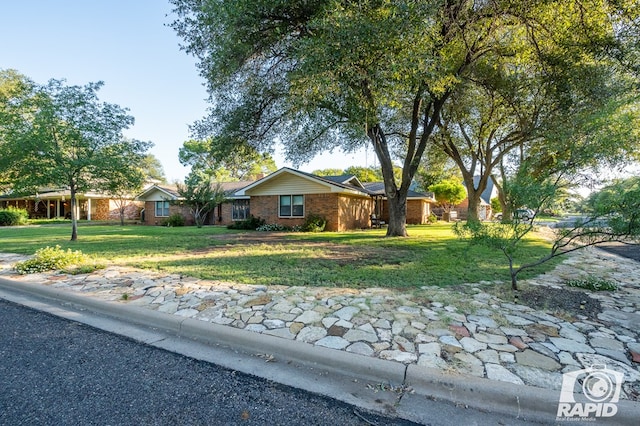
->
170;0;639;235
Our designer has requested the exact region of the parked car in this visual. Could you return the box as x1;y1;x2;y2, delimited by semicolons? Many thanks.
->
493;208;535;222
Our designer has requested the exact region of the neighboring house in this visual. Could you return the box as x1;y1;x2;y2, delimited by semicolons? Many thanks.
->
453;176;499;221
0;187;142;221
136;167;437;231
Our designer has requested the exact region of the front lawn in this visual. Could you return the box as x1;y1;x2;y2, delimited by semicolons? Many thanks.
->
0;222;560;289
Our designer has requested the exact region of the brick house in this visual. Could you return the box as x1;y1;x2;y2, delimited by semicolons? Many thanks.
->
237;168;436;231
136;168;436;231
0;187;141;221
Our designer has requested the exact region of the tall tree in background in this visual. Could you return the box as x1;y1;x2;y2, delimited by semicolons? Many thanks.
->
0;73;151;240
140;154;167;183
179;137;277;181
0;69;35;192
170;0;639;236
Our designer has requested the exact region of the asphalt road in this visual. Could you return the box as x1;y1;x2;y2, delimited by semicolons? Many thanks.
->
0;299;418;426
597;242;640;262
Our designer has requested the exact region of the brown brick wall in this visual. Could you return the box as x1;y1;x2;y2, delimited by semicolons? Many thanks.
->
142;201;195;225
406;200;432;224
249;193;374;231
107;200;143;221
380;199;432;225
93;199;110;220
336;195;373;231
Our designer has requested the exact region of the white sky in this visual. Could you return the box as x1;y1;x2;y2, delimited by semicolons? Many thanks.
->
0;0;373;182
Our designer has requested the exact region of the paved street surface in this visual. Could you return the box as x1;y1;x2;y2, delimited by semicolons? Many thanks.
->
598;242;640;263
0;299;418;426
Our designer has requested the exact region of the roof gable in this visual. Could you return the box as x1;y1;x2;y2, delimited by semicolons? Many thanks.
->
238;167;370;196
136;185;181;201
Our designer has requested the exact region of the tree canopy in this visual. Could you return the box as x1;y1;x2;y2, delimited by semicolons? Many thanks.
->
0;70;151;240
429;179;466;213
170;0;640;235
178;137;277;181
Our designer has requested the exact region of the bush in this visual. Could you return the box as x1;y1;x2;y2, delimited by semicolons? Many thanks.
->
14;245;89;274
162;214;185;227
256;223;301;232
566;277;617;292
227;216;265;230
0;207;29;226
427;213;438;224
301;214;327;232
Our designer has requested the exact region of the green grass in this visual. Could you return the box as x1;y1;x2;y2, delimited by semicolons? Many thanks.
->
0;222;561;289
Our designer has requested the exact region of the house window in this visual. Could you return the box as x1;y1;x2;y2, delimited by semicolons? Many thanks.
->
279;195;304;217
155;201;170;217
232;199;250;220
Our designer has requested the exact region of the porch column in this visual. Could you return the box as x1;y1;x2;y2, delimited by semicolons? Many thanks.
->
87;199;92;221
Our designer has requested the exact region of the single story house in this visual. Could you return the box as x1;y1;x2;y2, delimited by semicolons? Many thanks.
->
137;167;436;231
0;187;142;221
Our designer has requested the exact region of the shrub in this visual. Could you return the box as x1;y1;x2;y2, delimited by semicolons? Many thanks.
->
162;214;185;227
301;214;327;232
227;216;265;230
427;213;438;224
14;245;90;274
566;277;617;292
0;207;29;226
256;223;301;232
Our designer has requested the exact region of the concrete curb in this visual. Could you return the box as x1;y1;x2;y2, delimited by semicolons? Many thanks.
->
2;277;639;425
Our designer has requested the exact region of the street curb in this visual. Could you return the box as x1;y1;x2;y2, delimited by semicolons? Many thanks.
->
2;277;639;425
405;364;640;424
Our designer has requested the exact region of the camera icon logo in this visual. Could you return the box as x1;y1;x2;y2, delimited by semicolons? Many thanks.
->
557;364;623;419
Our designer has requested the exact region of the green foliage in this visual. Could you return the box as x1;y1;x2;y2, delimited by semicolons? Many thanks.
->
427;213;438;224
176;172;227;227
0;207;28;226
14;245;89;274
490;198;502;214
169;0;640;236
302;214;327;232
178;137;277;181
312;168;345;177
586;177;640;236
162;214;185;227
227;216;265;230
256;223;301;232
429;179;466;212
0;71;152;240
566;277;617;292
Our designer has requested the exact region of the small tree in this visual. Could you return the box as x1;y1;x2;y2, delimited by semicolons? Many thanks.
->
455;177;640;290
0;74;150;240
429;179;466;217
176;172;227;228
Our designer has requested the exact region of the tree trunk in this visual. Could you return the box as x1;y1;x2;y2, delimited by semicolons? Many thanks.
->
462;174;488;223
368;124;410;237
70;184;78;241
386;193;408;237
